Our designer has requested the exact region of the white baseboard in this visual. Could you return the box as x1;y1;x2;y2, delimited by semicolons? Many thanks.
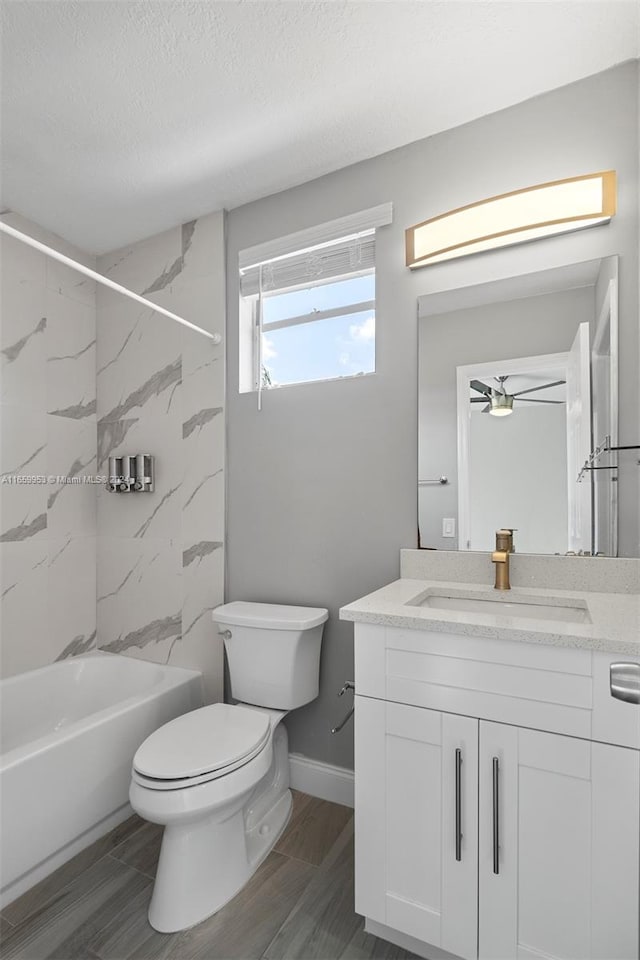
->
288;753;354;808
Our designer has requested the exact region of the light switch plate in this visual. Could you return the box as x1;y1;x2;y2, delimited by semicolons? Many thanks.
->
442;517;456;538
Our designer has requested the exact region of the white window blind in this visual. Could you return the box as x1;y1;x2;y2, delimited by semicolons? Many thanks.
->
238;202;392;299
239;231;373;298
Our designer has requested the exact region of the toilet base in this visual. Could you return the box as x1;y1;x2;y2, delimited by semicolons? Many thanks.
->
147;722;292;933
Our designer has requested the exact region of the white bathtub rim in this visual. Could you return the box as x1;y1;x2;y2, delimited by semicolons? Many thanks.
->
1;652;203;771
1;649;200;692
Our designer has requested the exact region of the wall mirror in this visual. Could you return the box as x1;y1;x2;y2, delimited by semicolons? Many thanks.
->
417;256;621;556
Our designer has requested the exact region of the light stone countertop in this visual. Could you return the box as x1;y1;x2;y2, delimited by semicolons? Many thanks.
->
340;578;640;656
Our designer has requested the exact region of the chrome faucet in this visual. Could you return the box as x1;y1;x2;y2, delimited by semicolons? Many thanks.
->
492;528;515;590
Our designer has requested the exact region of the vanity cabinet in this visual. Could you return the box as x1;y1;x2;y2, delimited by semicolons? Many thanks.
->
478;722;639;960
356;697;478;959
354;623;640;960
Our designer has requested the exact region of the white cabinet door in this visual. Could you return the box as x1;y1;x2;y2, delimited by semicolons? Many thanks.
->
355;695;478;960
479;721;640;960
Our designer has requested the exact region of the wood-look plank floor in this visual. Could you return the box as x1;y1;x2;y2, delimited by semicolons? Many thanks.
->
0;791;420;960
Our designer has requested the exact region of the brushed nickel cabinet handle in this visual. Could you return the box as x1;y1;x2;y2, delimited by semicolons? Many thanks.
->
610;663;640;704
455;748;463;861
492;756;500;875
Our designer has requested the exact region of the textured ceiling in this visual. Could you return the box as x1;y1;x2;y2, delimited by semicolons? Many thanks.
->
1;0;638;254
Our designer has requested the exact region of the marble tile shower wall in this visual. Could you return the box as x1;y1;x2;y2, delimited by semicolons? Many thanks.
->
95;212;225;702
1;213;98;678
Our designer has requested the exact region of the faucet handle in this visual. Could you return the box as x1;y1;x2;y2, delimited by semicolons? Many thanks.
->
496;528;517;552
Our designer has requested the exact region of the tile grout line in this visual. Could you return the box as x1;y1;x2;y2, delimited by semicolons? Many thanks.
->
106;851;156;881
273;848;333;869
0;821;151;927
2;855;110;932
271;844;333;870
259;817;355;960
3;842;149;932
1;855;148;957
258;883;311;960
275;816;355;870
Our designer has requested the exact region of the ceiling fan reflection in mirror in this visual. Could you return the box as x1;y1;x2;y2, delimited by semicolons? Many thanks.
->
470;376;566;417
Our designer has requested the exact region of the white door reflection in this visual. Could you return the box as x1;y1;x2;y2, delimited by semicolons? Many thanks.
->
456;349;580;555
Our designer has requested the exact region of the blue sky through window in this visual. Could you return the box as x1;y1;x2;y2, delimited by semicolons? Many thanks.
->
261;273;375;386
262;274;374;325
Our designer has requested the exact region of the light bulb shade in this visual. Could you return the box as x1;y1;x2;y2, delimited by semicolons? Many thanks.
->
489;394;514;416
405;171;616;269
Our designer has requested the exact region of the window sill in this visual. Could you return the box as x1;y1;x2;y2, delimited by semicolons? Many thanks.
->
239;370;377;396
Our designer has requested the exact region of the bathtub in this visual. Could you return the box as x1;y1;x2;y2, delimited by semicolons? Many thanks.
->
0;652;203;907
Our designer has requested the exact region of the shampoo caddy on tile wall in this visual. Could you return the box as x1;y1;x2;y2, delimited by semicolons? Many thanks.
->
106;455;155;493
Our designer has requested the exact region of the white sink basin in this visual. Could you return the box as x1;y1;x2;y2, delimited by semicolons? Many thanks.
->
415;593;591;624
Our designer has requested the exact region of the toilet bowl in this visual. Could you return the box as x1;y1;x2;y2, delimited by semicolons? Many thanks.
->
129;601;328;933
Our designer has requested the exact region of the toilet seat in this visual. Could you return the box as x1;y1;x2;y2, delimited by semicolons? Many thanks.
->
132;703;271;791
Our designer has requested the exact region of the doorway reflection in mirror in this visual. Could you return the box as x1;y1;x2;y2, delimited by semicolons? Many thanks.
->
417;257;619;556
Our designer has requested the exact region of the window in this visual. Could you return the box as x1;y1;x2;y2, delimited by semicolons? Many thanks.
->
238;204;392;393
259;267;375;388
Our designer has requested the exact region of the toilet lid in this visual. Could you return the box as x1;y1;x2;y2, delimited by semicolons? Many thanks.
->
212;601;328;630
133;703;271;781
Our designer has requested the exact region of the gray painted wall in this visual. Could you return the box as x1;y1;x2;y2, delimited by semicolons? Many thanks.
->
226;62;639;770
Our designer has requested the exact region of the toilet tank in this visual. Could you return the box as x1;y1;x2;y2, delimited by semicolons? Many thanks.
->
211;602;328;710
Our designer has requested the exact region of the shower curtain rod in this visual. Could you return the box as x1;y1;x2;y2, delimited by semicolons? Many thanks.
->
0;221;222;343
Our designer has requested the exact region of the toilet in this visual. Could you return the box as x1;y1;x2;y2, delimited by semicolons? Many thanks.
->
129;601;328;933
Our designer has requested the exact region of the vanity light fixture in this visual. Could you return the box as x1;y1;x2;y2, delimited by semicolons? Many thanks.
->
489;394;513;417
405;171;616;269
